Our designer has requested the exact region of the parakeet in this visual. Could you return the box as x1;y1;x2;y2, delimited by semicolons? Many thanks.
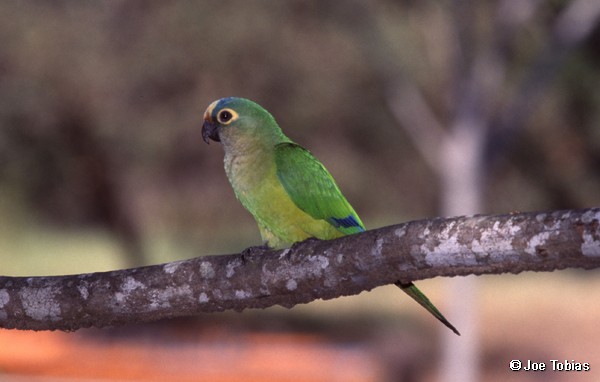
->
202;97;459;335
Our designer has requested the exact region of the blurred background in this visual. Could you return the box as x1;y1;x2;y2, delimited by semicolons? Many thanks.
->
0;1;599;381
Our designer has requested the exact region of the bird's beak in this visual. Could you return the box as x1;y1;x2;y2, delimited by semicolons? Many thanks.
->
202;119;220;144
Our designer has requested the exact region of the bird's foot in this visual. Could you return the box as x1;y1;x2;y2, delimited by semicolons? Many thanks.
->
290;237;321;250
241;244;272;262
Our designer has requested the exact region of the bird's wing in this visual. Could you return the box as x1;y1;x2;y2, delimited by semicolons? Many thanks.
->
274;142;365;235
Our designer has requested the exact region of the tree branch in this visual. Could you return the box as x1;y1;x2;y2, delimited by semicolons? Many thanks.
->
1;208;599;331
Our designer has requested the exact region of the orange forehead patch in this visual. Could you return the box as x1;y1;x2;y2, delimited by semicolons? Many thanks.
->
204;100;220;121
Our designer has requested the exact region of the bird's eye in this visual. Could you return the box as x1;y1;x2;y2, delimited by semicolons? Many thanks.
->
219;111;232;122
217;109;237;124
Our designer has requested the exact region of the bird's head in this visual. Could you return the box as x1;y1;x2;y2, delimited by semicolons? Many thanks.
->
202;97;287;149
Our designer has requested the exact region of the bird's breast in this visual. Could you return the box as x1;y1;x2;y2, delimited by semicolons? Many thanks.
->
222;147;342;246
224;150;271;191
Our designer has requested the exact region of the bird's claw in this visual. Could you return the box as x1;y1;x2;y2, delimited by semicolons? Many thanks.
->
241;244;271;261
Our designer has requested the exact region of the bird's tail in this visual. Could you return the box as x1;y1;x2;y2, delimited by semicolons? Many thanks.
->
396;281;460;336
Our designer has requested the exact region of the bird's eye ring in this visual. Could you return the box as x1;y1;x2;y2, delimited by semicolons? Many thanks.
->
217;108;238;124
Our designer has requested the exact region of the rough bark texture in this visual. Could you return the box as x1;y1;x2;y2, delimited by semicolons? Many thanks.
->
1;208;599;331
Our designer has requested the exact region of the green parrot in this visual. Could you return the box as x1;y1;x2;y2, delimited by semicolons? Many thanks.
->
202;97;459;335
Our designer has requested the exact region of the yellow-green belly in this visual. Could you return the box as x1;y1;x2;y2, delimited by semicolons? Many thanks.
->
224;150;341;249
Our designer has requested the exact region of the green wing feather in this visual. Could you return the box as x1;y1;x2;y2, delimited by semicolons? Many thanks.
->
274;143;460;335
274;142;364;235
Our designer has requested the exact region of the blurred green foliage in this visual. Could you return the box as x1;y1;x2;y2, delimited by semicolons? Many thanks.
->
0;1;598;274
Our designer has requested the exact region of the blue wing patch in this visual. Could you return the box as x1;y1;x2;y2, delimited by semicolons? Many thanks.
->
329;215;365;231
